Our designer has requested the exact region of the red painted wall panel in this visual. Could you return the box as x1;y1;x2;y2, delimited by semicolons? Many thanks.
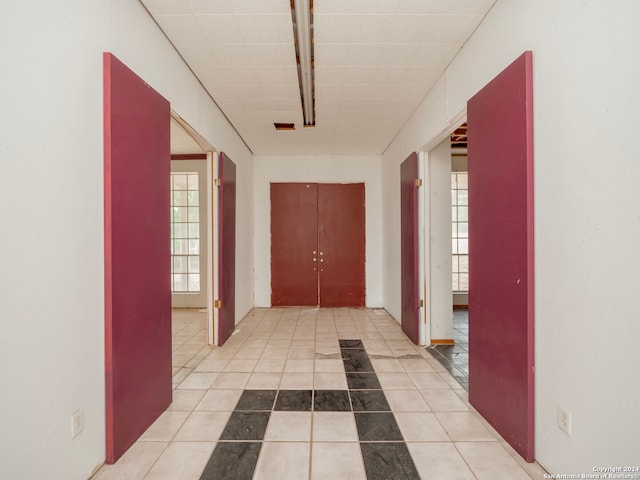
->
104;53;172;463
318;183;366;307
218;153;236;346
467;51;534;461
400;153;420;344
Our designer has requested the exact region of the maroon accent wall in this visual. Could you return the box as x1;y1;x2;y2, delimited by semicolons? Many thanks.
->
103;53;172;463
218;153;236;346
400;153;420;344
467;51;535;461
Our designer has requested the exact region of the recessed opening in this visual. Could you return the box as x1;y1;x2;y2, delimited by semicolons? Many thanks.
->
274;122;296;131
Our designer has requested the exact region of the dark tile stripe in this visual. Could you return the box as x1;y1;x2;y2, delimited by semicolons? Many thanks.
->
314;390;351;411
346;372;381;390
355;412;404;441
349;390;390;412
360;443;421;480
340;341;420;480
199;442;262;480
274;389;312;411
220;411;270;441
339;339;364;348
235;390;277;411
342;349;375;372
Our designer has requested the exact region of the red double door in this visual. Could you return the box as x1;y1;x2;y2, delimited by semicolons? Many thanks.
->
271;183;366;307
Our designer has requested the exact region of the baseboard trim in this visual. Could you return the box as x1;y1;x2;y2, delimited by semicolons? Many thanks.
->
431;339;455;345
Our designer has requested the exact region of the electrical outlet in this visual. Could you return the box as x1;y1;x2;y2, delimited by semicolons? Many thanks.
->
71;409;84;438
557;406;572;435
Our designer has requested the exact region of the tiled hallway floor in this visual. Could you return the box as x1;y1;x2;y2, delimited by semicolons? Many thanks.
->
93;308;546;480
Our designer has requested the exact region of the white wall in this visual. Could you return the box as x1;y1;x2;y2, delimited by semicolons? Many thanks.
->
428;139;453;340
0;1;253;479
253;155;383;308
382;0;640;473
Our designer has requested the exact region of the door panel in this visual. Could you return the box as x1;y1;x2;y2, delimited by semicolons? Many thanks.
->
467;51;534;462
218;153;236;346
318;183;365;307
400;153;420;344
103;53;171;463
271;183;319;306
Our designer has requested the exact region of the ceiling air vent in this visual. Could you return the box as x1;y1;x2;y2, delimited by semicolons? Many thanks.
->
274;122;296;131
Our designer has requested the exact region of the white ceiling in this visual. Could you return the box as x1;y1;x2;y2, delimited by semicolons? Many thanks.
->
144;0;496;155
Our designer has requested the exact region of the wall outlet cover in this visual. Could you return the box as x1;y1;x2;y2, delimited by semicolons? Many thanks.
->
71;409;84;438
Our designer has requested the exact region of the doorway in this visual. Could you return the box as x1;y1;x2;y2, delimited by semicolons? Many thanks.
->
170;158;208;309
270;182;366;307
427;124;470;389
413;52;534;462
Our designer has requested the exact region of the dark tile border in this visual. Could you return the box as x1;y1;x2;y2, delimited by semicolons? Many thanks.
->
355;412;404;442
339;341;419;478
219;411;270;441
314;390;351;411
235;390;277;411
199;442;262;480
349;390;390;412
360;443;421;480
274;390;312;411
198;339;422;479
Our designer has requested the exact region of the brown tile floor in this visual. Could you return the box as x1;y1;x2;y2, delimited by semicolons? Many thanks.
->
93;308;548;480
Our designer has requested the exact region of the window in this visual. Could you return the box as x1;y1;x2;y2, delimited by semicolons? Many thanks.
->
170;172;200;292
452;172;469;292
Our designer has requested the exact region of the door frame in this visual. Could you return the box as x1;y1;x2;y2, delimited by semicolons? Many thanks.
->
270;182;367;307
169;157;209;309
170;114;217;346
417;151;429;346
419;111;467;348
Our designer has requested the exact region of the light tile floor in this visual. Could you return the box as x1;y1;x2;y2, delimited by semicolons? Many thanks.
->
93;307;548;480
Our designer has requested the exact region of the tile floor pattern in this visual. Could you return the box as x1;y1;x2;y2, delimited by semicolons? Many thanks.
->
428;309;469;390
93;308;548;480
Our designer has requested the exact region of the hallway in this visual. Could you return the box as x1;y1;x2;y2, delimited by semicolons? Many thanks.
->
93;308;545;480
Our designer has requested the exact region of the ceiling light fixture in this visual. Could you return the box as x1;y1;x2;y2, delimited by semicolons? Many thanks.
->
291;0;315;127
